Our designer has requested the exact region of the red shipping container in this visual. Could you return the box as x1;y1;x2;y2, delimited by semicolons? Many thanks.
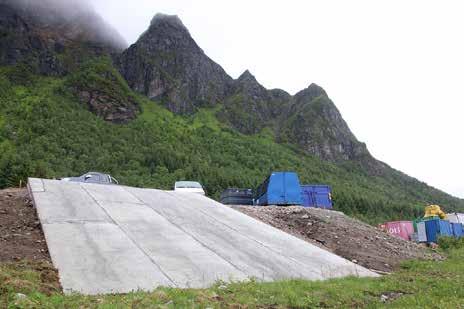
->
385;221;414;241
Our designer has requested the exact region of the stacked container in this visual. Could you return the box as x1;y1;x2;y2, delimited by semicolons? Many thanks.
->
424;219;452;243
300;185;332;209
451;223;463;238
384;221;414;241
446;213;464;224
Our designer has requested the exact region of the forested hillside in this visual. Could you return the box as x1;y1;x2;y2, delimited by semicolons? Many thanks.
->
1;60;463;223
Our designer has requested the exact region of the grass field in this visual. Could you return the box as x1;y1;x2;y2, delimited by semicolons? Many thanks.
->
1;240;463;308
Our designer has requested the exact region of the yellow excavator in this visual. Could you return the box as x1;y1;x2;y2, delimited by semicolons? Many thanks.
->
424;204;446;219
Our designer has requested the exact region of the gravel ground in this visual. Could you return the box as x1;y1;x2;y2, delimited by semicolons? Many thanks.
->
232;206;442;272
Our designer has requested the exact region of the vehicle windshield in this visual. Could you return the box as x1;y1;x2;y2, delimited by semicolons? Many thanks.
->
175;181;202;188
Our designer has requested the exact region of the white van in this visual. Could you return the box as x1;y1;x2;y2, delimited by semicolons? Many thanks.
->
174;181;205;195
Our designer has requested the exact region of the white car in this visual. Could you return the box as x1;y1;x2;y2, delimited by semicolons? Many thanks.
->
174;181;205;195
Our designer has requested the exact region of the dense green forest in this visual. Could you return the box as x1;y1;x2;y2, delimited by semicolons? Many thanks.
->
1;59;463;224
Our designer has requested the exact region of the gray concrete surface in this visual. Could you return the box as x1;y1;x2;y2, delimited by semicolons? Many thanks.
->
29;178;378;295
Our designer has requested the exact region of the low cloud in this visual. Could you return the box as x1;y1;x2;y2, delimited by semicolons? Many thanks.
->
4;0;127;50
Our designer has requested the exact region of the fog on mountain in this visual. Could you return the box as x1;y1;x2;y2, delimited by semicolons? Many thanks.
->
2;0;127;50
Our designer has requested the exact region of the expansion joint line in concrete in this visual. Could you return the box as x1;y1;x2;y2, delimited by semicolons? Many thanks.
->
121;187;247;277
80;185;178;288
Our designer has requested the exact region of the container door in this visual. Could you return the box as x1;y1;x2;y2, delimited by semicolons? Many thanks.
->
315;187;331;209
425;220;439;243
301;188;311;207
417;222;427;242
283;173;302;205
281;173;287;203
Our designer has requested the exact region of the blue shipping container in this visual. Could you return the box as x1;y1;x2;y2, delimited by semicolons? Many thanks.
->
300;185;333;209
425;219;453;243
439;220;453;236
254;172;302;206
451;223;463;238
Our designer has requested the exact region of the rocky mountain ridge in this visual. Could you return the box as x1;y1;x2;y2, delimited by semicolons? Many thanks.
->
0;4;386;170
117;13;377;165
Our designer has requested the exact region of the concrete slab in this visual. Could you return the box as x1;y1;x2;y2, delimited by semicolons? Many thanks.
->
28;178;44;192
127;188;324;281
43;222;174;294
173;192;373;278
97;201;248;287
33;180;111;224
29;178;378;295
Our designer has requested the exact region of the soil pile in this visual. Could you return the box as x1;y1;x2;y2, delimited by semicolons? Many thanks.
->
233;206;442;272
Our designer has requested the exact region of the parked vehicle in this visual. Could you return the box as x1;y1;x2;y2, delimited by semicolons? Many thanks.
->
220;188;254;205
174;181;205;195
254;172;302;206
61;172;119;185
300;185;332;209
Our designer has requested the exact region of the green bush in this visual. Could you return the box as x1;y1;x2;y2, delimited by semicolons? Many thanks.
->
438;236;464;251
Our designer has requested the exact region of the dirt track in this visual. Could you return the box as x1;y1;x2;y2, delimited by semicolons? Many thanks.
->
0;188;51;263
233;206;442;272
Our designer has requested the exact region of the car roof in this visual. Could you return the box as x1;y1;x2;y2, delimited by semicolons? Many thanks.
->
175;181;202;188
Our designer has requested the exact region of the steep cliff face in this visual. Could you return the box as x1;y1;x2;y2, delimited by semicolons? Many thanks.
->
117;14;233;114
280;84;368;162
0;0;126;75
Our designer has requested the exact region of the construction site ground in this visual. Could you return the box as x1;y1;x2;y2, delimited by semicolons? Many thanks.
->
0;188;50;263
0;188;60;293
232;206;442;273
0;187;441;292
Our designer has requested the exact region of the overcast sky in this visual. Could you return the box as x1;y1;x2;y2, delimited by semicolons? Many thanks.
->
91;0;464;198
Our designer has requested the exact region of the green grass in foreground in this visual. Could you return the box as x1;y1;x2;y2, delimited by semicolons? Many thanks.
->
1;243;463;308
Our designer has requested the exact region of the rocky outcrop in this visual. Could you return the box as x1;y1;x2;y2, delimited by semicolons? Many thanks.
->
66;60;139;124
75;89;138;124
117;13;233;114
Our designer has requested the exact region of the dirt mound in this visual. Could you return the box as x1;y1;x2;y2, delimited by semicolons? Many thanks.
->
0;188;51;263
233;206;442;272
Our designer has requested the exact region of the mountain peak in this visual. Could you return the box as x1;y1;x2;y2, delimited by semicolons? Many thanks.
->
238;70;256;82
150;13;188;32
119;12;233;114
294;83;328;103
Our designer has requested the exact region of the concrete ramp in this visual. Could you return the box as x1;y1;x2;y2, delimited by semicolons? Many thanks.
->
28;178;378;295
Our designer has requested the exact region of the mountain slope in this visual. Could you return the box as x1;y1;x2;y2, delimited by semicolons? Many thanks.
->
0;4;463;223
117;15;379;170
1;61;463;224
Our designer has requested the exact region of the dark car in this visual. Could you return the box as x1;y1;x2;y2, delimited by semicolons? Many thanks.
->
61;172;119;185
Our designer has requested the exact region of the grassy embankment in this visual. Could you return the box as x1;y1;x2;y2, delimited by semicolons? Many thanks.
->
1;239;463;308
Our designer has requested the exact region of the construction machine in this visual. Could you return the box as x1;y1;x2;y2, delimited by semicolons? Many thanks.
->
424;204;446;219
